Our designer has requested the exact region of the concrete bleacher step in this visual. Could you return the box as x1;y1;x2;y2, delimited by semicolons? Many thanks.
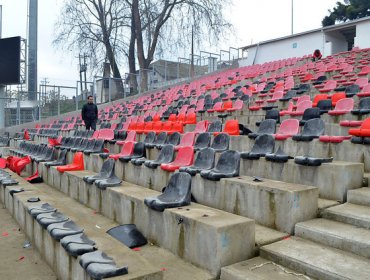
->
260;237;370;280
220;256;315;280
41;169;255;277
295;218;370;258
317;198;341;216
347;187;370;206
322;203;370;228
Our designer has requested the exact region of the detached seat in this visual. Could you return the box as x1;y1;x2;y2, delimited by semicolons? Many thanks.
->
200;150;240;181
47;220;84;241
179;147;215;176
241;134;275;160
292;118;325;141
144;172;192;211
36;212;69;229
61;233;97;257
144;144;175;169
107;224;147;249
294;156;333;167
79;251;128;279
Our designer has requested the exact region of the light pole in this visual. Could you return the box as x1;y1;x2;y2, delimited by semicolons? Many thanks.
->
291;0;294;35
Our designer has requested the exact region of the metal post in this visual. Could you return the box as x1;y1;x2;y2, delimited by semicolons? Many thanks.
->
291;0;294;35
75;81;79;111
16;91;21;125
0;7;5;129
57;86;60;115
108;78;112;103
38;84;41;120
28;0;38;100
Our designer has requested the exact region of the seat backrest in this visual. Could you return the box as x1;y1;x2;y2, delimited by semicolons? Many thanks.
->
157;144;175;163
211;133;230;151
99;158;115;178
57;149;68;164
277;119;299;135
163;172;192;201
194;132;211;150
359;97;370;109
362;84;370;93
172;146;194;165
154;132;168;144
313;94;328;105
250;134;275;154
212;102;222;110
334;98;354;110
165;132;181;146
361;118;370;129
331;92;346;104
296;100;312;112
144;132;156;144
178;132;196;147
126;131;137;142
302;107;321;121
72;152;84;165
223;120;240;135
93;139;105;151
193;147;215;169
120;141;135;155
214;150;240;173
355;78;368;88
132;142;146;157
317;99;332;111
301;118;325;136
265;109;280;121
207;120;222;133
257;119;277;134
223;101;233;109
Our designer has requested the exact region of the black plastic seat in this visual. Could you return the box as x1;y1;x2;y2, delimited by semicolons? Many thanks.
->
79;251;128;279
84;139;105;155
345;84;360;97
317;99;332;114
265;147;293;163
144;172;192;211
352;97;370;115
299;107;321;126
256;109;280;127
47;220;84;241
71;138;89;152
249;119;277;139
119;142;146;162
279;90;297;102
200;150;240;181
44;149;67;167
207;120;222;133
157;132;180;149
210;133;230;152
312;75;327;85
179;147;215;176
241;134;275;160
292;118;325;141
61;233;96;257
296;83;311;95
294;156;333;166
83;159;115;184
107;224;147;248
94;165;122;190
28;203;56;218
143;132;156;147
35;147;55;163
1;179;19;186
146;132;167;149
144;144;175;169
36;211;69;229
194;132;211;151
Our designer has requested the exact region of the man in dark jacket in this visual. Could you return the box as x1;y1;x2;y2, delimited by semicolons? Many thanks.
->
81;95;98;130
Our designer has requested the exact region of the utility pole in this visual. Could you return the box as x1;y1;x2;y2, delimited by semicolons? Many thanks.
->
78;53;89;100
190;25;195;78
291;0;294;35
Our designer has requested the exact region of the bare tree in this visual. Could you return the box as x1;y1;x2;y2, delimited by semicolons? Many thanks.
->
54;0;131;79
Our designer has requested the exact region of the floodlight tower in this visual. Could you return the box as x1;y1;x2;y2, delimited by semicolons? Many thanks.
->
27;0;37;100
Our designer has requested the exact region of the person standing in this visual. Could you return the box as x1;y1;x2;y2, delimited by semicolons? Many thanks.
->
81;95;98;130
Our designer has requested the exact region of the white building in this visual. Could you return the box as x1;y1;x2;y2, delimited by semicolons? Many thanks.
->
240;16;370;66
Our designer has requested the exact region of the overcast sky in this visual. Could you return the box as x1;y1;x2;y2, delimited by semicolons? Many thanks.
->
0;0;341;95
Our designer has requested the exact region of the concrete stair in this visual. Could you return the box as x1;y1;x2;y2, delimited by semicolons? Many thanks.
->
322;202;370;228
260;237;370;280
347;187;370;206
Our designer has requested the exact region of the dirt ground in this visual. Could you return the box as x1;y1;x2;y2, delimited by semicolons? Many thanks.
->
0;202;56;280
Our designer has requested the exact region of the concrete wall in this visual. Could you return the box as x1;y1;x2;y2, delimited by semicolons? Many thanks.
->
355;21;370;48
325;31;348;55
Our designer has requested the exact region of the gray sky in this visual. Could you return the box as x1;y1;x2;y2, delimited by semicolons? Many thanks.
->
0;0;341;94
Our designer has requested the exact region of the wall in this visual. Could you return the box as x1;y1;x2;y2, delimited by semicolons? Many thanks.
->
241;31;324;66
355;21;370;49
325;31;348;55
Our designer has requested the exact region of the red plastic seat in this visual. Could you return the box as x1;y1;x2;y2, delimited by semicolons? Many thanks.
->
109;141;135;160
0;158;6;169
312;94;329;107
208;102;222;113
301;73;313;82
152;121;163;134
274;119;299;140
162;121;174;132
349;118;370;137
117;131;137;145
355;77;369;89
175;132;196;150
153;114;161;122
215;101;233;112
328;98;354;115
280;102;294;116
98;129;114;140
290;100;312;116
319;80;337;93
160;146;194;172
142;122;153;134
266;91;284;103
227;100;244;112
169;122;184;134
57;152;84;173
48;136;62;147
319;135;351;143
12;156;31;175
193;120;209;133
339;120;363;127
214;120;240;136
177;113;186;123
358;66;370;76
168;114;177;122
135;122;145;133
127;122;138;131
330;92;346;107
357;84;370;98
184;112;197;125
24;130;30;140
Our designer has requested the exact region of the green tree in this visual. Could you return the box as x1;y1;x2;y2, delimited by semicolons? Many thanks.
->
322;0;370;27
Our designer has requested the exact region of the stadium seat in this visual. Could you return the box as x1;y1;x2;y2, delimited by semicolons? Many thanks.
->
210;133;230;152
292;118;325;141
109;142;134;160
143;132;156;147
144;172;192;211
279;90;296;102
14;156;31;175
60;233;96;257
200;150;240;181
98;129;114;141
256;109;280;126
290;100;312;116
248;119;276;139
294;156;333;166
241;134;275;160
328;98;354;115
340;120;363;127
193;120;209;133
265;147;293;163
300;108;321;126
215;120;240;136
146;132;167;149
157;132;180;149
207;120;222;133
274;119;300;140
119;142;146;162
330;92;346;107
84;139;105;155
227;99;244;112
349;118;370;137
45;149;67;167
57;152;84;173
345;84;361;97
319;135;351;143
174;132;196;150
358;65;370;76
279;102;294;116
351;97;370;115
357;84;370;98
144;144;175;169
194;132;211;151
160;146;194;172
317;99;332;114
83;159;116;184
312;94;329;107
179;147;215;176
117;131;136;145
